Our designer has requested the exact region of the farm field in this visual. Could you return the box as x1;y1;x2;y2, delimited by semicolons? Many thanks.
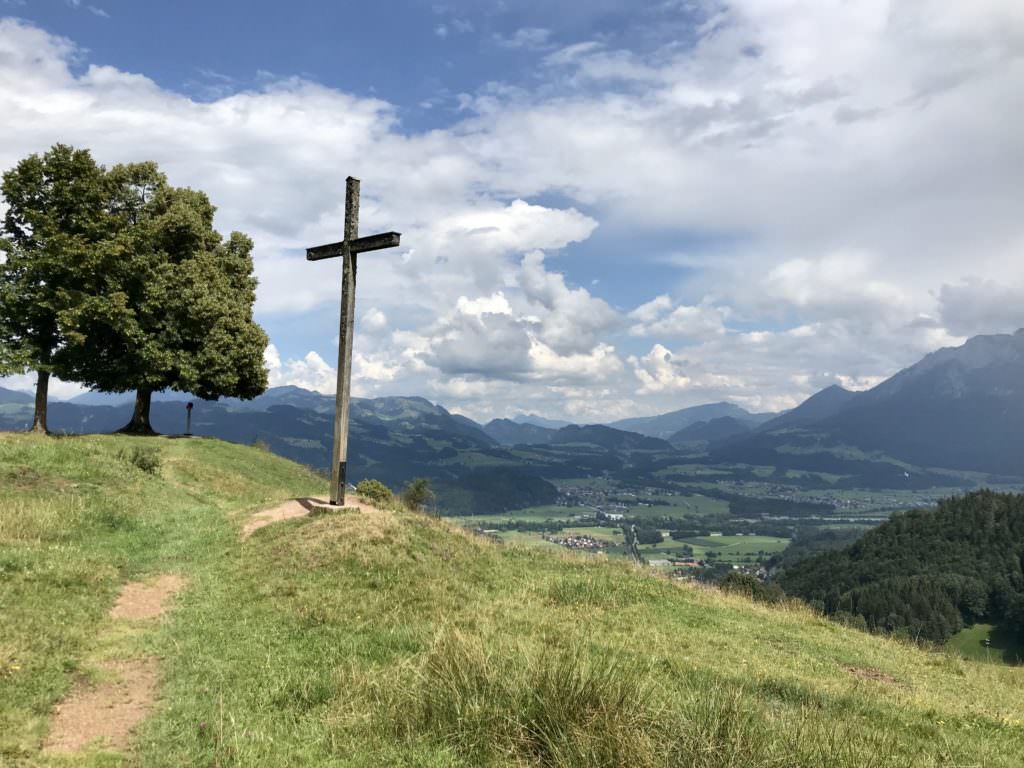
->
623;493;731;519
630;534;791;563
949;624;1024;665
685;534;791;554
491;530;561;548
452;506;587;526
483;526;790;565
447;462;1024;579
558;526;624;542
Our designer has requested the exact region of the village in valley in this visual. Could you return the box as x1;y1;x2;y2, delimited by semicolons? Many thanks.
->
457;475;1019;583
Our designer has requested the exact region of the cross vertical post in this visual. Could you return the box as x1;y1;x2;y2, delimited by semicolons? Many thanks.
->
331;177;359;505
306;177;401;506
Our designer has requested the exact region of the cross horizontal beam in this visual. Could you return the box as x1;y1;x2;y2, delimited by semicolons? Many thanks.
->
306;231;401;261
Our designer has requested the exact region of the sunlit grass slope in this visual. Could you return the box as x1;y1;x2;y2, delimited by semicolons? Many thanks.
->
2;433;1023;767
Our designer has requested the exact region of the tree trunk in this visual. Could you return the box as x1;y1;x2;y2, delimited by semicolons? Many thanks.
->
31;370;49;434
119;388;157;435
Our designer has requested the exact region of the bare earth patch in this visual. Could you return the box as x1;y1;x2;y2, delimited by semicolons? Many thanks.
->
42;574;184;754
845;665;898;685
241;496;376;540
42;658;159;754
110;574;186;620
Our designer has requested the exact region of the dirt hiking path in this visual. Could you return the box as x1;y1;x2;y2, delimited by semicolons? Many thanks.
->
241;496;376;540
43;658;159;753
44;497;377;754
43;574;185;755
110;574;186;620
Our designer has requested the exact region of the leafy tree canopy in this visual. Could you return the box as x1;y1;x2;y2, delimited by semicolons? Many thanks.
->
58;164;268;433
0;147;270;435
0;144;109;431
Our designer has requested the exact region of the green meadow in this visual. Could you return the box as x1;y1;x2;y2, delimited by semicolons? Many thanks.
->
2;433;1023;766
949;623;1024;666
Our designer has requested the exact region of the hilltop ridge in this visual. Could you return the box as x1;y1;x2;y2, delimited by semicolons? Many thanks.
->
1;433;1022;766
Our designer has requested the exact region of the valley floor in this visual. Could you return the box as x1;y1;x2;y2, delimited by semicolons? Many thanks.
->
1;433;1023;766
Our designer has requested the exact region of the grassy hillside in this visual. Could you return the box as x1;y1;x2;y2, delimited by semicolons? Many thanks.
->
1;434;1023;766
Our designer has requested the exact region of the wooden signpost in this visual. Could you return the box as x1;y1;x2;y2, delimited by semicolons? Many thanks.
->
307;177;401;506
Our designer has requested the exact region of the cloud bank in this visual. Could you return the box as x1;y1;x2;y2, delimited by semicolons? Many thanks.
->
1;2;1022;421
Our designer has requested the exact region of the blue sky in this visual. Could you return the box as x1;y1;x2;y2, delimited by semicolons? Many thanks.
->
1;0;1023;420
19;1;699;129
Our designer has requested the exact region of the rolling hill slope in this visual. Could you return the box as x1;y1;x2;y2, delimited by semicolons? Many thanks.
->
550;424;673;451
1;433;1023;766
758;384;858;431
0;386;32;405
0;391;513;504
608;402;768;439
483;418;557;446
670;415;753;446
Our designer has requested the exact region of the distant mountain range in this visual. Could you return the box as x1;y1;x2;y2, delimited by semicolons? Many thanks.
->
715;330;1024;477
4;329;1024;501
758;385;857;431
512;413;573;429
608;402;775;439
0;387;32;405
483;418;556;446
550;424;672;452
670;416;753;446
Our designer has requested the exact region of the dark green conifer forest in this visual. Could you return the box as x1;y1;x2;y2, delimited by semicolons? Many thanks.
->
778;490;1024;645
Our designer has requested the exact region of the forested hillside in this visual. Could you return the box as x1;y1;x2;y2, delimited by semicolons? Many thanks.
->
778;491;1024;646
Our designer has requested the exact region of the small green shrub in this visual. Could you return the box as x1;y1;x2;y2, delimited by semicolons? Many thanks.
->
119;445;162;475
401;478;435;513
355;478;393;506
252;438;271;452
720;571;785;604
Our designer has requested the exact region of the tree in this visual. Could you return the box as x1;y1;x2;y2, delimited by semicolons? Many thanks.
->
0;145;108;433
720;571;759;598
635;527;664;545
60;165;268;433
402;478;435;512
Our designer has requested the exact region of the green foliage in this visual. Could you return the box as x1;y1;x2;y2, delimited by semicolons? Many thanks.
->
118;444;163;475
634;526;663;545
778;490;1024;645
355;478;393;506
0;147;269;436
621;524;645;563
436;466;559;516
401;477;435;512
720;571;785;604
59;165;268;432
0;145;109;429
774;525;866;568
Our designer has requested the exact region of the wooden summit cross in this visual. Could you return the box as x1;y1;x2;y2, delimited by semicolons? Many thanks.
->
307;176;401;506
